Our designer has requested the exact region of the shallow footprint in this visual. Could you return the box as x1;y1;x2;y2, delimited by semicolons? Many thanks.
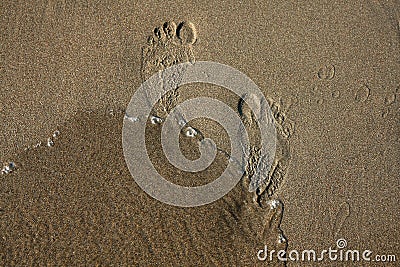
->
317;64;335;80
238;95;294;198
141;21;198;119
221;94;295;265
141;20;197;81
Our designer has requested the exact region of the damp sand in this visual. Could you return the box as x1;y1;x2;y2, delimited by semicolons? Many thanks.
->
1;1;399;266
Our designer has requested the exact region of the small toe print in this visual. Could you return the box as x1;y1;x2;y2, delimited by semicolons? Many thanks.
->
384;94;396;106
147;36;156;46
177;21;197;45
238;93;263;126
141;21;197;82
163;21;177;39
354;84;370;103
154;26;165;41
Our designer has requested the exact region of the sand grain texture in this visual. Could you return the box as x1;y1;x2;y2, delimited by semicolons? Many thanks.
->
1;1;399;266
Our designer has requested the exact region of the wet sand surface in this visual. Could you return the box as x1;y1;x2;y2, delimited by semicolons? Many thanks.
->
1;1;399;266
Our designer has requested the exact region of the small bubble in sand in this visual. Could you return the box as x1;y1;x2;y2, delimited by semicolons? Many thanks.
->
278;233;286;243
183;126;197;137
47;138;55;147
124;114;139;123
53;130;60;138
1;162;16;175
267;199;280;209
150;116;163;125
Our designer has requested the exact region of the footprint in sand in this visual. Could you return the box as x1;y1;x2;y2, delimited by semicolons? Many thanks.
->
141;21;197;119
332;201;351;239
234;93;296;263
139;22;290;265
354;84;371;103
381;84;399;118
142;21;196;80
239;94;294;198
317;64;335;80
